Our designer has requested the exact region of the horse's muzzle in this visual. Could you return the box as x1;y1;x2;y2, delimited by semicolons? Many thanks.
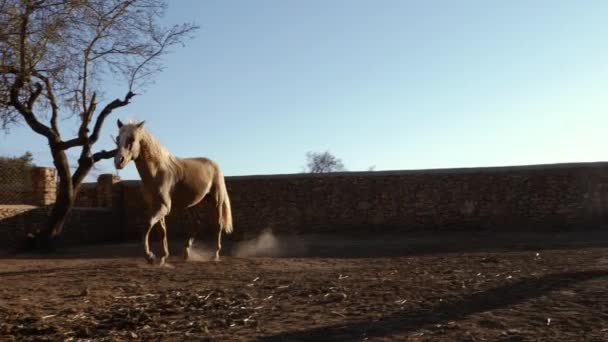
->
115;156;126;169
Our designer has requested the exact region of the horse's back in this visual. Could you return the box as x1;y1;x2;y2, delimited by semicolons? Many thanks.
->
180;157;217;172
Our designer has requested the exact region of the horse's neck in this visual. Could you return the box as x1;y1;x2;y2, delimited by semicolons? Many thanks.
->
134;139;176;184
134;157;158;185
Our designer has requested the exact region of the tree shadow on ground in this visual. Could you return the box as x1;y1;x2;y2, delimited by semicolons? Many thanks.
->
258;270;608;341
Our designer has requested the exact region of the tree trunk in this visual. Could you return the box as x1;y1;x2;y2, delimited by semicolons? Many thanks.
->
30;144;75;250
39;183;73;249
48;176;74;236
24;133;114;251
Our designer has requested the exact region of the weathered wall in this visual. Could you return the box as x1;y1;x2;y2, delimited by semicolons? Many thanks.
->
0;167;56;206
0;205;48;248
0;205;122;249
74;174;122;208
74;183;99;207
30;167;57;206
2;162;608;247
0;172;124;248
118;162;608;240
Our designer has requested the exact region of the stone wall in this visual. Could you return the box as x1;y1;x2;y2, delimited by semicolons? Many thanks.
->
30;167;57;206
118;162;608;240
2;162;608;247
0;205;121;249
74;183;98;207
0;205;49;248
97;174;122;208
0;167;56;206
0;171;124;248
226;162;608;235
74;175;122;208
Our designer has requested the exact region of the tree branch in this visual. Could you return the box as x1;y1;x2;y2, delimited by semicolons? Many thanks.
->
72;148;116;187
78;92;96;139
81;1;134;114
0;65;19;75
27;83;43;109
9;80;54;139
18;3;31;79
89;91;135;144
57;136;85;150
93;148;117;162
4;6;54;140
128;23;198;90
57;91;134;150
31;71;60;134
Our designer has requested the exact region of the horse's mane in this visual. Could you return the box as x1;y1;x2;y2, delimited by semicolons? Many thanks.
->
124;120;178;171
139;128;174;163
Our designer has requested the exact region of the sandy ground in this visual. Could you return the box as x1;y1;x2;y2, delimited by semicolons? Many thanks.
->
2;231;608;341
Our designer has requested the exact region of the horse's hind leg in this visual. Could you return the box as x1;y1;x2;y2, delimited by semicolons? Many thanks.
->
158;217;170;266
209;201;223;262
183;236;195;261
183;208;199;261
214;224;223;262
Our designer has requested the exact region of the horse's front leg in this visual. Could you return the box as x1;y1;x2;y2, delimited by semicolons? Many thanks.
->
143;202;170;265
158;217;170;266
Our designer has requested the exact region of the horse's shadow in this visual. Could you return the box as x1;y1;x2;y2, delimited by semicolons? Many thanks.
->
257;269;608;341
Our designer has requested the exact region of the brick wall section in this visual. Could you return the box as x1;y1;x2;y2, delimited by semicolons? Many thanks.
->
97;174;121;208
73;175;122;208
117;162;608;240
74;183;98;207
29;167;56;205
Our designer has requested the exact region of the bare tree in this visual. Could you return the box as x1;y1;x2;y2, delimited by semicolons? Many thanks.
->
0;0;197;249
305;151;346;173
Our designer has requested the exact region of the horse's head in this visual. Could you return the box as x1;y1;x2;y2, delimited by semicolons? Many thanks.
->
114;119;145;169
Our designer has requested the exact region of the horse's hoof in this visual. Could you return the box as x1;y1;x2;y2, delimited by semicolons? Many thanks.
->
146;253;156;265
160;259;174;268
183;249;190;261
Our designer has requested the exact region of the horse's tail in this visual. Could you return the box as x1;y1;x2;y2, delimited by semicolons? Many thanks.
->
215;170;233;234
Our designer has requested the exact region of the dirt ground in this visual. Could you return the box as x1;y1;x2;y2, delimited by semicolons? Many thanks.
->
2;231;608;341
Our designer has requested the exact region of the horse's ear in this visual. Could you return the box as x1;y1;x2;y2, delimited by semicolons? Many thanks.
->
117;119;123;128
136;121;145;129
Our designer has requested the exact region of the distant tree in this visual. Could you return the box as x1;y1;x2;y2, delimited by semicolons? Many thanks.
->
0;151;34;166
0;151;35;184
0;0;198;249
305;151;346;173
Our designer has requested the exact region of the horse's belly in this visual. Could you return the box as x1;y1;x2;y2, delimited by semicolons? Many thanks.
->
172;185;210;210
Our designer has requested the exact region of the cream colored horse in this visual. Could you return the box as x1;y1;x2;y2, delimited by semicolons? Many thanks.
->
114;119;233;265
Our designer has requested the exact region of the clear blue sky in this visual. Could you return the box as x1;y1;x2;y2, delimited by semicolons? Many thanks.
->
1;0;607;180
